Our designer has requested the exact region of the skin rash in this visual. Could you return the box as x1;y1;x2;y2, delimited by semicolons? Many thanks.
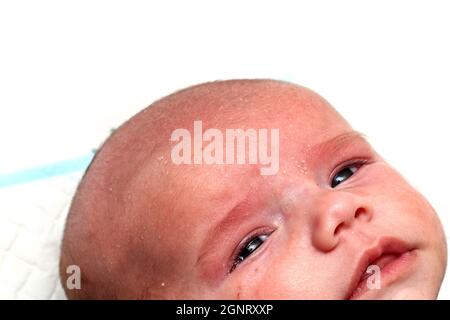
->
60;80;447;300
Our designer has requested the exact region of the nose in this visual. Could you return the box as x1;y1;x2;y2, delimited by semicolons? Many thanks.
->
311;190;372;252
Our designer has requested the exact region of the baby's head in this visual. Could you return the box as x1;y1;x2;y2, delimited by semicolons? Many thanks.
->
60;79;447;299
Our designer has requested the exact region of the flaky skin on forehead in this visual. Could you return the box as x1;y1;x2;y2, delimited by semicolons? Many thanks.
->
59;79;345;299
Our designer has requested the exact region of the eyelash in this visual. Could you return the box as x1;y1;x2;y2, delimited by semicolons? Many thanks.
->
229;228;274;273
329;158;370;188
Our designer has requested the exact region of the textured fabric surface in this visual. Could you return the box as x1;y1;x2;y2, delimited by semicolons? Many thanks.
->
0;172;83;299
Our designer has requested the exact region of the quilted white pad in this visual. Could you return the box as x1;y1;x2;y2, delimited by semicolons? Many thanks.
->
0;172;84;299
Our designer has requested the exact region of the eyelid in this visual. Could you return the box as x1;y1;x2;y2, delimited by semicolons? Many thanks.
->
228;227;275;273
328;158;371;187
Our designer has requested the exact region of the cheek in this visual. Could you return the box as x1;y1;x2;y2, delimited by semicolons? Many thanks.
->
368;165;445;246
223;248;344;299
226;263;302;299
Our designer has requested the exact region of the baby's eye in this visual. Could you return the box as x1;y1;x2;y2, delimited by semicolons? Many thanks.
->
230;234;270;272
331;164;360;188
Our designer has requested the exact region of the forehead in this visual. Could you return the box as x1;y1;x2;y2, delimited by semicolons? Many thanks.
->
127;89;353;227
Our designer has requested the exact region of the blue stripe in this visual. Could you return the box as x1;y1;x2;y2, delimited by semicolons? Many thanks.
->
0;154;94;188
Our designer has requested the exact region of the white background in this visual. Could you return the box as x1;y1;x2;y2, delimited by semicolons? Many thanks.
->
0;0;449;299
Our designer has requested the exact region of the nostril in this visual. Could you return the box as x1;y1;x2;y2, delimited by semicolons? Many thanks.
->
355;207;368;220
334;222;345;236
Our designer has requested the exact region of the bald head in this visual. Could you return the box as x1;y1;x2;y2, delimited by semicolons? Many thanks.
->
59;79;345;299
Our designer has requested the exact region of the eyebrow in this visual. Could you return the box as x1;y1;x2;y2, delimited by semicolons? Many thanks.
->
196;191;256;265
211;193;254;243
311;131;369;160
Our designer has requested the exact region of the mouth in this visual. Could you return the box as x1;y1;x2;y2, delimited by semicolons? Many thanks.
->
346;237;418;300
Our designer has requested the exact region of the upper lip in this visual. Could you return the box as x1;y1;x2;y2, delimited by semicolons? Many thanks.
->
345;236;414;299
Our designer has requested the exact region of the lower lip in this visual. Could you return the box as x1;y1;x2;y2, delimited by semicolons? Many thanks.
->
349;250;418;300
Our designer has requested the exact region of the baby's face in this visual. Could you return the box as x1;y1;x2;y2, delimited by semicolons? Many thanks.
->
124;85;447;300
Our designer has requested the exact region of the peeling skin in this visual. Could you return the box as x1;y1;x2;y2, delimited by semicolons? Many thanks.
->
60;79;447;300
